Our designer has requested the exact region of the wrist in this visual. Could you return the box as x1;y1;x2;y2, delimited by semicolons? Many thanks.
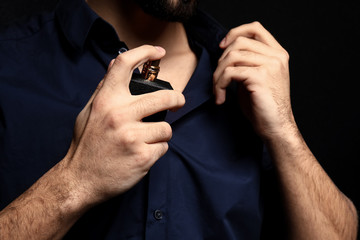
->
260;116;299;141
262;120;308;166
0;155;96;239
260;114;305;152
50;156;95;219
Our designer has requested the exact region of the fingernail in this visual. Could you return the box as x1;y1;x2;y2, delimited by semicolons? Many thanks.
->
154;46;165;53
97;79;104;88
215;98;224;105
220;37;227;47
108;59;115;70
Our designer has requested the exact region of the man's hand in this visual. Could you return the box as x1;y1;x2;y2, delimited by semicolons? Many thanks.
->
213;21;293;140
0;45;185;240
214;22;358;239
65;45;185;204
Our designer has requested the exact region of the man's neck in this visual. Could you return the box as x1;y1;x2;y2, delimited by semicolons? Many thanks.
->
86;0;188;55
86;0;197;92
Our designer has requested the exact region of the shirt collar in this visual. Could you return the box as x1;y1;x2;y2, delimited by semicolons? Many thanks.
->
163;11;227;124
165;43;213;124
185;9;227;68
55;0;99;51
56;1;227;55
55;1;227;124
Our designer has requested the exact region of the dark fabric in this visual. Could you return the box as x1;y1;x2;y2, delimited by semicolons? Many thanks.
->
0;0;275;238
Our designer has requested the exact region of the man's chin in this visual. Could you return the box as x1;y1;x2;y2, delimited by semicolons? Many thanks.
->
133;0;198;22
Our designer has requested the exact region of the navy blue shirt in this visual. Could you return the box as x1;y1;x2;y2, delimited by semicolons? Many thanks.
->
0;0;271;239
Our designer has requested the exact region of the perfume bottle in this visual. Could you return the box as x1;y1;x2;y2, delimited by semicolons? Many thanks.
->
129;59;173;122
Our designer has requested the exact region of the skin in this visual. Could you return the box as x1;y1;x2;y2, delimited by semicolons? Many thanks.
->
86;0;197;91
0;0;358;239
0;46;185;239
214;22;358;239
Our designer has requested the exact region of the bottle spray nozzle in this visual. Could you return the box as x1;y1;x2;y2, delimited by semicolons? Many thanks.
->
141;60;160;81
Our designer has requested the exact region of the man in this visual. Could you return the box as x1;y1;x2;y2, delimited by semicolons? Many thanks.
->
0;0;357;239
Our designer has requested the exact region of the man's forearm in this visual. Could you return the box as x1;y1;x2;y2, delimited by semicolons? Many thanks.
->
0;159;90;240
213;21;357;239
265;125;358;239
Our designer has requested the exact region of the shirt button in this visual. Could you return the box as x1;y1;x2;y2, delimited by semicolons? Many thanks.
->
153;209;163;220
118;47;128;55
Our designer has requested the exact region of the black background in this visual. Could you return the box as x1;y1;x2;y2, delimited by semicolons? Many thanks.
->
201;1;359;236
1;0;359;235
198;0;360;211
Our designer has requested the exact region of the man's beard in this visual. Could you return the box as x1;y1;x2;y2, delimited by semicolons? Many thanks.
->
133;0;199;22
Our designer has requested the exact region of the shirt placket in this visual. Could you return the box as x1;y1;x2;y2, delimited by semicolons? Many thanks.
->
145;156;169;239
